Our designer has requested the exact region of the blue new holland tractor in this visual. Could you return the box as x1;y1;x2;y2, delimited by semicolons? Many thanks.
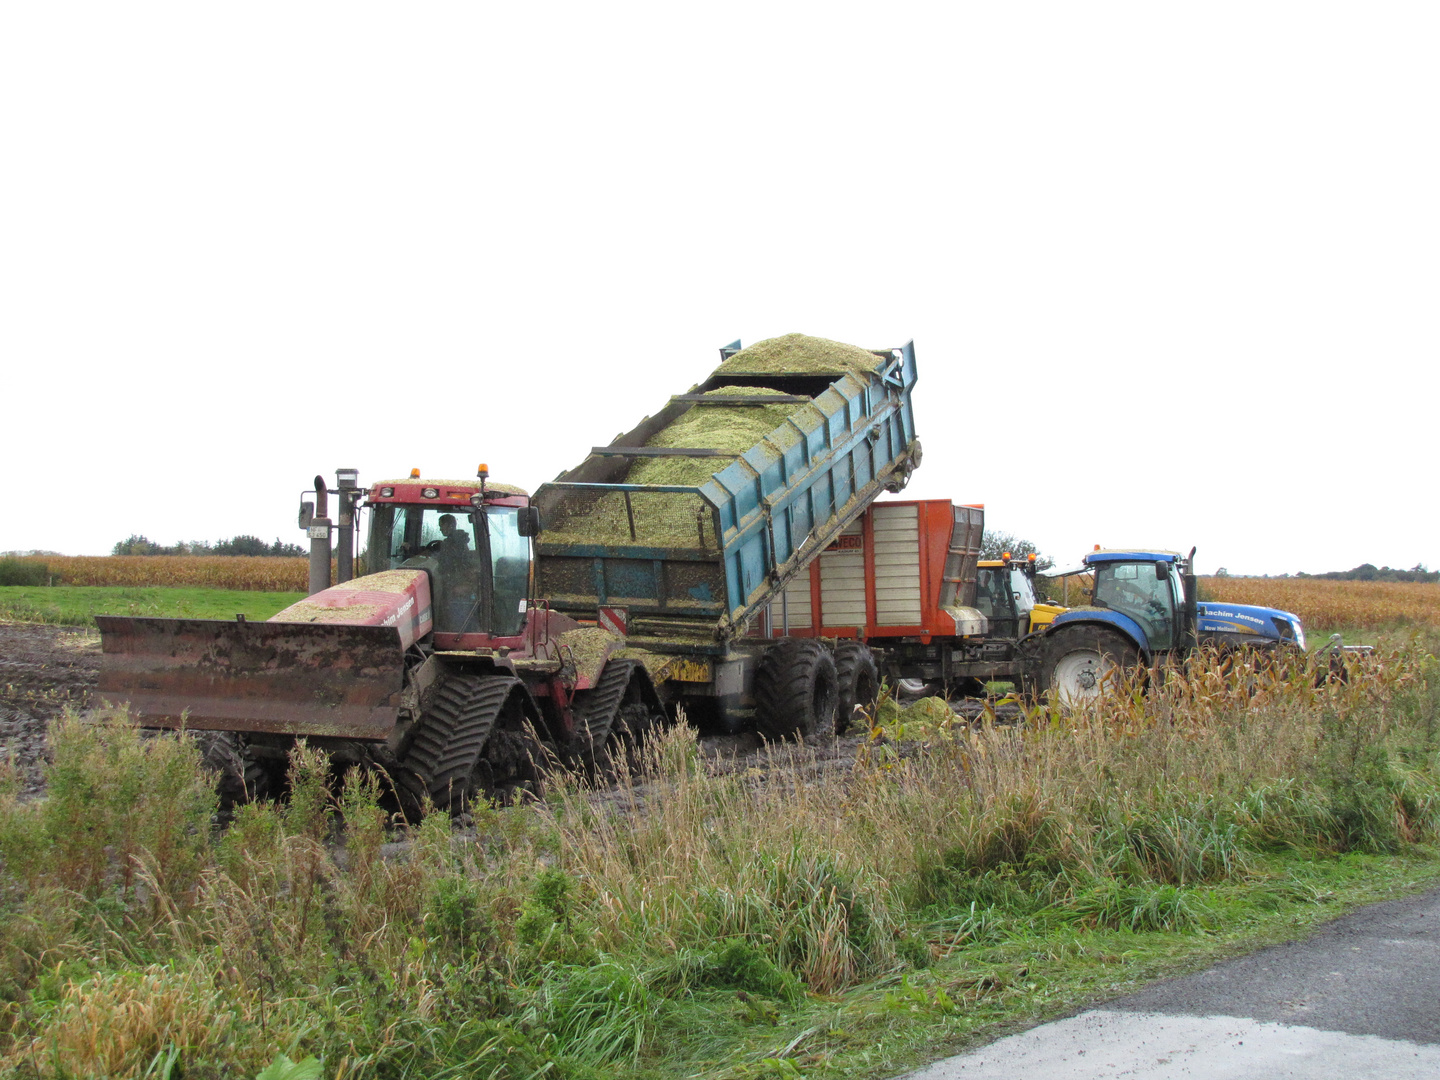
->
1033;548;1307;703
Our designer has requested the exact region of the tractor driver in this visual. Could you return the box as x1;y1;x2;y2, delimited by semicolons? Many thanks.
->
435;514;480;631
437;514;470;559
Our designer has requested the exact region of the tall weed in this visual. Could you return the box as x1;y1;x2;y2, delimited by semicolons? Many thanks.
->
0;639;1435;1075
0;712;213;902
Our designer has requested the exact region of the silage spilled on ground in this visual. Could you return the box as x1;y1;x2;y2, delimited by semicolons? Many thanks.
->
0;641;1436;1078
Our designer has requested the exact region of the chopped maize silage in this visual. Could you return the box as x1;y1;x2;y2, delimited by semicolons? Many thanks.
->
270;569;424;623
270;601;384;624
874;693;957;729
715;332;890;377
543;386;804;547
627;386;797;487
557;626;622;684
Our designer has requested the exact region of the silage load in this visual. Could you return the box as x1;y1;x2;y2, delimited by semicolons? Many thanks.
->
543;386;801;547
626;386;797;487
715;332;890;377
544;333;888;550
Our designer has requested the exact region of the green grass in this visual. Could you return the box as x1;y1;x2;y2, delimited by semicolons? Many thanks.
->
0;637;1436;1078
0;585;306;626
671;850;1440;1079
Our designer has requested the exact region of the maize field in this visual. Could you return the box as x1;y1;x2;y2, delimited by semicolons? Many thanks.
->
8;556;308;592
1200;576;1440;632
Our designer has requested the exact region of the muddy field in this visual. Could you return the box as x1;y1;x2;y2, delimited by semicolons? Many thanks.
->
0;622;889;800
0;620;1009;809
0;622;102;795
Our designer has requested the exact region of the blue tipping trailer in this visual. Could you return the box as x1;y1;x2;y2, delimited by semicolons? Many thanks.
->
531;337;921;734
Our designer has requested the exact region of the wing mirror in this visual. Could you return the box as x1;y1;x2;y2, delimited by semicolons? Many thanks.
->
298;497;315;528
1155;561;1170;580
518;506;542;538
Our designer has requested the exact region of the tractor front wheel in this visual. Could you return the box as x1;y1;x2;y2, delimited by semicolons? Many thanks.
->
1038;626;1141;705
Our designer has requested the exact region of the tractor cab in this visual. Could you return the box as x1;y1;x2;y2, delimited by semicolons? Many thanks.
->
976;555;1065;638
364;469;540;640
1085;550;1188;652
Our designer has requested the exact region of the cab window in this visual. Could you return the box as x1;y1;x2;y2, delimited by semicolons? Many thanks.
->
487;506;529;636
1093;561;1175;650
1009;568;1036;615
975;567;1005;617
366;506;484;632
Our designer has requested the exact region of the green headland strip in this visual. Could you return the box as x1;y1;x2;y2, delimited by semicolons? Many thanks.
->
0;585;308;626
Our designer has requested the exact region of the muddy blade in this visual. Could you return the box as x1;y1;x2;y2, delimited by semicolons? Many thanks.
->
95;617;405;739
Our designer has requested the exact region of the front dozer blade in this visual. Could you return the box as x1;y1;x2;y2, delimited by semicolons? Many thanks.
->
95;616;406;740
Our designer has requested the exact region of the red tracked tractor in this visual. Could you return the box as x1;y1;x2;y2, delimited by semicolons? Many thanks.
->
96;333;922;811
96;467;664;814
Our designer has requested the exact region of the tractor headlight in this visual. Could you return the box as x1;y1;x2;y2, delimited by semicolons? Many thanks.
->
380;487;394;497
422;487;439;499
1275;615;1306;650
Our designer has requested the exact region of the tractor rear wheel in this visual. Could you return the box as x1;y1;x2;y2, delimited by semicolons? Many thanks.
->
834;641;879;733
754;638;839;742
1038;626;1140;705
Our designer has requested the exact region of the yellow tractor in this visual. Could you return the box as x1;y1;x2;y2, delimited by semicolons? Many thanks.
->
976;553;1066;638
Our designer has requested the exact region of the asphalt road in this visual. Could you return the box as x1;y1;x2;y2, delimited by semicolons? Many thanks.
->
902;884;1440;1079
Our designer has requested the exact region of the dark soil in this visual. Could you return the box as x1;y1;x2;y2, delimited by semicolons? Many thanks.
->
0;622;101;796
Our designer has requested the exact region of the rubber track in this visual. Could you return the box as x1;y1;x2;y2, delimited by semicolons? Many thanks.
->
570;659;638;753
401;673;519;806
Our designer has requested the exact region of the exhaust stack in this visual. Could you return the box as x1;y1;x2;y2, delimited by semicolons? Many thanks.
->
308;474;331;596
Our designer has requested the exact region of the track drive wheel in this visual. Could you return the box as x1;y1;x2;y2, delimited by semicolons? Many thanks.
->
570;659;664;776
198;731;275;818
1038;626;1141;705
398;672;544;817
833;641;879;734
754;638;839;742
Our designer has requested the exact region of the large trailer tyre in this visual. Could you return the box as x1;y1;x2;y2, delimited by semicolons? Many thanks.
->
834;641;879;733
1038;625;1140;704
754;638;839;742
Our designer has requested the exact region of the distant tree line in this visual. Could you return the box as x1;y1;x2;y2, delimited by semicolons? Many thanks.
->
1297;563;1437;584
111;535;305;558
979;530;1053;571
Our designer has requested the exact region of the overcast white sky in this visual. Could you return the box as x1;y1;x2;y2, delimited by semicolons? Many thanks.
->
2;3;1436;575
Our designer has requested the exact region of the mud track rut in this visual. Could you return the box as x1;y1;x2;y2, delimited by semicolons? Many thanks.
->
0;621;1015;805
